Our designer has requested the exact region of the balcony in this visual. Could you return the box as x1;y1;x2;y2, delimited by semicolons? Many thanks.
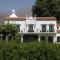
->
20;29;55;34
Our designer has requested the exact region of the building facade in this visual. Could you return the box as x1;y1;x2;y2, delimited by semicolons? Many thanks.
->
5;10;60;43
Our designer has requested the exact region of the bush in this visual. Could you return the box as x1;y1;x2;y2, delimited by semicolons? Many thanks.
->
0;41;60;60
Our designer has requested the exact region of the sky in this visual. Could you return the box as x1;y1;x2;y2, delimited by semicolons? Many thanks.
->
0;0;35;11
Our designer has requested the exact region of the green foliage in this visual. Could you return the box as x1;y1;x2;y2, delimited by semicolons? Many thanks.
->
0;22;18;40
32;0;60;18
0;41;60;60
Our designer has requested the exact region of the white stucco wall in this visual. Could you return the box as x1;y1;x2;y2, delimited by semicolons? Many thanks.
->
5;17;57;33
36;20;57;32
56;33;60;36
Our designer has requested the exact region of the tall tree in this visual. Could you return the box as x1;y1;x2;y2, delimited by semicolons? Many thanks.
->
32;0;60;18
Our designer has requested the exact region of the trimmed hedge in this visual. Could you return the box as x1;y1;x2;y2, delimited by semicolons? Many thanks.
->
0;41;60;60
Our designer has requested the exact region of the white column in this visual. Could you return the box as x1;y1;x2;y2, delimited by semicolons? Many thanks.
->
53;35;57;43
54;24;56;33
21;35;23;42
38;35;40;42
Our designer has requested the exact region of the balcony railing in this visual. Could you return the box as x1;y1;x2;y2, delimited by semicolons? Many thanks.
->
28;30;34;32
20;29;55;33
42;29;46;32
28;29;34;32
49;29;54;32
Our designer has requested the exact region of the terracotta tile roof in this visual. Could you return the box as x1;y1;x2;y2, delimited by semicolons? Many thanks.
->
5;17;26;21
36;17;56;21
5;17;56;21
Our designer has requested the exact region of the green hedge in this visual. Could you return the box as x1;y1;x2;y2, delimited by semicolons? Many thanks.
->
0;41;60;60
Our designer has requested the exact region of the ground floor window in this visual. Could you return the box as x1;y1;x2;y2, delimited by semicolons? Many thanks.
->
40;36;45;41
22;34;54;43
23;35;38;42
48;36;53;43
40;36;53;43
57;37;60;42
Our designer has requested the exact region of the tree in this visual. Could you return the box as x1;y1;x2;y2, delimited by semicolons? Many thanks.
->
32;0;60;18
5;22;18;40
0;22;18;40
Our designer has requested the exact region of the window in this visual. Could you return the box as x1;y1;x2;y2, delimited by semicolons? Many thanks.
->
40;36;45;41
57;37;60;42
42;24;46;32
16;24;20;32
49;25;54;32
48;36;53;43
28;24;34;32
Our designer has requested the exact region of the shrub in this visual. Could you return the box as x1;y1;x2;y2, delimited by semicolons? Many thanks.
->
0;41;60;60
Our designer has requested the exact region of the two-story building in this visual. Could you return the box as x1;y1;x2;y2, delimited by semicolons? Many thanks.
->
5;9;60;43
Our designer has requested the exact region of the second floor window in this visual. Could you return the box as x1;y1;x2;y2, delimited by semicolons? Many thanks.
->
16;24;20;32
49;25;54;32
28;24;34;32
42;25;46;32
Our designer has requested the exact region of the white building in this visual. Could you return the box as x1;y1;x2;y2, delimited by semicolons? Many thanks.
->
5;10;60;43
